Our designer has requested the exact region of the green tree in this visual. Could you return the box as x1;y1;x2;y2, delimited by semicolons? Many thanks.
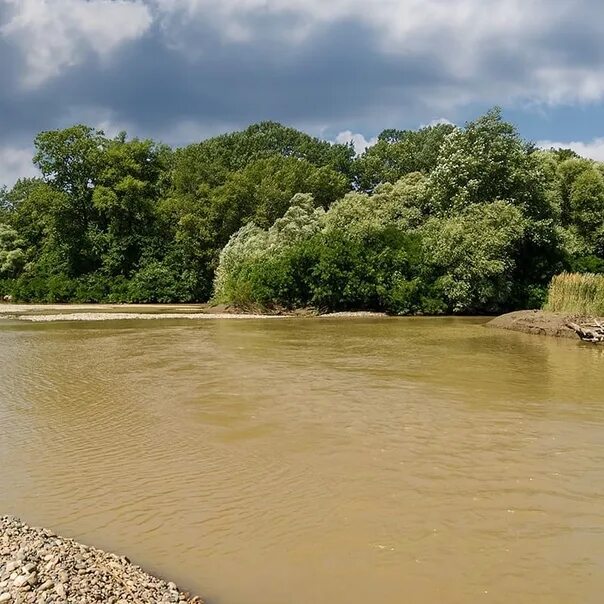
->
209;155;348;235
557;157;592;224
570;168;604;244
427;108;550;218
421;201;527;313
172;121;354;195
0;224;26;277
354;123;454;191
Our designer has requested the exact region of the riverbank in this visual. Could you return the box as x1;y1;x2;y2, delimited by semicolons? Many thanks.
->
0;516;203;603
0;303;285;322
0;303;388;322
486;309;600;339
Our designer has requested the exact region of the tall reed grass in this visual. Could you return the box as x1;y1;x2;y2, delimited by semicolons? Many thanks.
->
544;272;604;315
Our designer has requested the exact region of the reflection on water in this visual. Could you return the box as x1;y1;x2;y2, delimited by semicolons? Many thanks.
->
0;317;603;604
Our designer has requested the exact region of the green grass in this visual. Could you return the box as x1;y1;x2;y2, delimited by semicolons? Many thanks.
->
544;272;604;316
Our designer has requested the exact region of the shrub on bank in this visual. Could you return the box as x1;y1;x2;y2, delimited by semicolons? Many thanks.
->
545;272;604;315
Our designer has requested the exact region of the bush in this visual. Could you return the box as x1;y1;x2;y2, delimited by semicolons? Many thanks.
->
127;262;187;303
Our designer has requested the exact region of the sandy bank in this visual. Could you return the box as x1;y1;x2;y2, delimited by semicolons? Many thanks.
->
486;309;600;339
0;303;390;322
0;516;202;603
0;303;285;322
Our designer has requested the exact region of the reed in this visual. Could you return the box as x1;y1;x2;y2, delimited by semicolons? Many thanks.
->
544;272;604;316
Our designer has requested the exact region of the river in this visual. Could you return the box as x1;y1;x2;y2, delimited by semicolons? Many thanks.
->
0;316;602;603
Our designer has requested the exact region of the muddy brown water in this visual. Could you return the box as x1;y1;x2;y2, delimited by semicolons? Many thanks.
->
0;316;603;604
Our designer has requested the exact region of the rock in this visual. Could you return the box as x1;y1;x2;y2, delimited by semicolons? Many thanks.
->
0;517;203;604
12;574;30;588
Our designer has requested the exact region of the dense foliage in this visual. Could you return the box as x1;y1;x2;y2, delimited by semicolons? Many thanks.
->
1;109;602;313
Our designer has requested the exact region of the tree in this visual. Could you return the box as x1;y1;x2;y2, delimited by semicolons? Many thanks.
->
202;155;348;248
0;224;26;277
570;168;604;244
557;157;593;224
34;125;107;199
354;123;455;191
172;121;355;195
427;108;550;218
421;201;527;313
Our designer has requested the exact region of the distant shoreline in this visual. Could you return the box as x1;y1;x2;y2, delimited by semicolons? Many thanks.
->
11;305;587;332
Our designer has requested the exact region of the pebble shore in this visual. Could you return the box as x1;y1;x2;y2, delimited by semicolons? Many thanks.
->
0;517;203;603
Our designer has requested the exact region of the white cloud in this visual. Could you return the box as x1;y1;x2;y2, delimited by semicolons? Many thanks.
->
335;118;455;154
0;147;38;188
1;0;152;87
421;118;455;128
538;138;604;162
335;131;377;154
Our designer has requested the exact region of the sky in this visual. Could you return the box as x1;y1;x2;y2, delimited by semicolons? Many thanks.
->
1;0;604;187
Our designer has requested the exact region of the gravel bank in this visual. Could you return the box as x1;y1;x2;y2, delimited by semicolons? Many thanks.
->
486;309;599;339
0;517;203;603
0;303;286;322
0;304;389;322
10;312;285;322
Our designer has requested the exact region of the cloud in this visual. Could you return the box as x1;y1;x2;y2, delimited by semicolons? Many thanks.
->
0;146;38;188
151;0;604;107
538;138;604;162
1;0;604;187
1;0;152;86
335;131;378;154
421;118;455;128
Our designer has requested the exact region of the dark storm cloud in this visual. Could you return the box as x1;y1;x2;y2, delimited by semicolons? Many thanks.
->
1;0;604;184
0;15;455;147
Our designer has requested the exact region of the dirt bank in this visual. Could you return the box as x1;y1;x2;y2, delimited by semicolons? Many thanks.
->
0;516;202;603
486;309;601;339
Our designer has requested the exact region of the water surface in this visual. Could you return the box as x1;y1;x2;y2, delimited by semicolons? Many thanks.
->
0;317;602;603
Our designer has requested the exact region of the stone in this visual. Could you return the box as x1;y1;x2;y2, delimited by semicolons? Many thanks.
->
25;572;37;586
0;517;202;603
12;575;28;588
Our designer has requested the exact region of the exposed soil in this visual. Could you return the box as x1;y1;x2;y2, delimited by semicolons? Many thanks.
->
486;309;601;339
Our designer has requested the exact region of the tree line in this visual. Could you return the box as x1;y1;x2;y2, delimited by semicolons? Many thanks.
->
1;109;603;313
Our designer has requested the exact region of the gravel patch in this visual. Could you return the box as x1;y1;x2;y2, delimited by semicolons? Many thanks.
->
0;517;203;603
5;312;284;322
